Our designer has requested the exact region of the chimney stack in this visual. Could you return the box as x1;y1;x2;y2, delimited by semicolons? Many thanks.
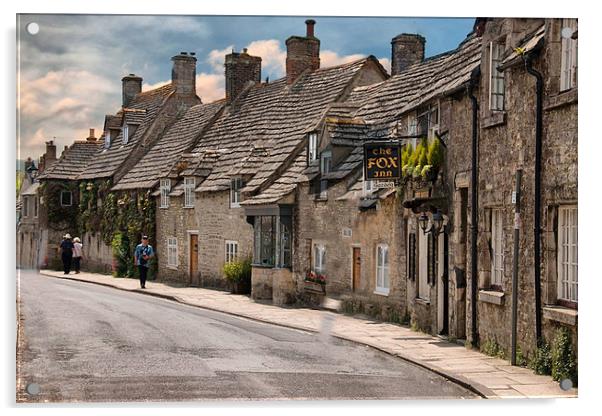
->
86;128;97;142
390;33;426;75
171;52;197;95
121;74;142;107
285;19;320;84
225;48;262;103
45;140;57;163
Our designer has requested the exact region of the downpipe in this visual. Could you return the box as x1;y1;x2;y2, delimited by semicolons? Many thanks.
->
524;55;543;344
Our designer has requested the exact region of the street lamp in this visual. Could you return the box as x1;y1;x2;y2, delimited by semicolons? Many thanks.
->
418;212;430;234
431;211;445;235
418;210;446;235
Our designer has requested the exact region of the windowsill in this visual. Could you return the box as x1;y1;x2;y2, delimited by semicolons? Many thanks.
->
415;297;430;306
159;206;169;209
251;263;276;269
544;88;577;111
543;305;578;326
373;289;390;297
482;111;507;129
166;265;178;270
183;205;194;209
478;289;505;306
313;195;328;202
230;204;241;208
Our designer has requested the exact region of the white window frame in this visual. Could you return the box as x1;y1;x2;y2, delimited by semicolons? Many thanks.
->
60;191;72;207
319;151;332;199
34;196;38;218
407;115;418;148
225;240;239;264
104;130;111;149
375;244;390;295
160;178;170;208
560;18;578;92
167;237;178;268
308;132;318;162
557;205;577;303
313;243;326;274
122;124;129;145
491;209;505;288
183;177;195;208
489;41;505;111
22;196;29;217
230;177;243;208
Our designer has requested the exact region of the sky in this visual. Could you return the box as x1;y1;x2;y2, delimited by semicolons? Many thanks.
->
17;14;475;160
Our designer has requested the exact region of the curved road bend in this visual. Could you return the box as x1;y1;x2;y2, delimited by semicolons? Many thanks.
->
17;270;476;402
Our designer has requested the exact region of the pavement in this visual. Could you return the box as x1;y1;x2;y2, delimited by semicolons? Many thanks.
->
36;269;577;399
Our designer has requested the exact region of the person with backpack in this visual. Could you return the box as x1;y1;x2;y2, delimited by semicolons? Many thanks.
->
134;235;154;289
59;234;74;274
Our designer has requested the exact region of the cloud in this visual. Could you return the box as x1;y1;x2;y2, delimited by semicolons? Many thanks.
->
246;39;286;79
196;73;225;103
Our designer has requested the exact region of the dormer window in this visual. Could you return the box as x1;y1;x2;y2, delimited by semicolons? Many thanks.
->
160;178;170;208
104;130;111;149
184;177;195;208
122;124;129;145
308;132;318;163
230;177;244;208
319;150;332;199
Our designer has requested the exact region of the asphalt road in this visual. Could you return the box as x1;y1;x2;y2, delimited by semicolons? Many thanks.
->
17;270;476;402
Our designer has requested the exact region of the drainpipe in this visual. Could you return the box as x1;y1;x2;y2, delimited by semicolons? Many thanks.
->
468;66;480;347
524;54;543;344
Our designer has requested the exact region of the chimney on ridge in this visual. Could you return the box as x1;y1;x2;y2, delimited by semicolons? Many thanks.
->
390;33;426;75
121;74;142;107
171;52;197;95
285;19;320;84
86;128;97;142
225;48;262;103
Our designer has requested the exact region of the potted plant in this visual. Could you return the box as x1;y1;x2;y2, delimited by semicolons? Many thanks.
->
223;258;252;294
304;270;326;293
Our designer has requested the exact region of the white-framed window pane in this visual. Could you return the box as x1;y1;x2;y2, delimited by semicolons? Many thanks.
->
320;151;332;174
491;209;504;287
376;245;389;292
225;241;238;263
104;131;111;148
230;177;243;207
122;124;129;144
313;244;325;274
560;18;577;91
557;205;577;302
489;42;505;111
160;178;170;208
184;177;195;207
167;237;178;267
308;133;318;162
60;191;72;206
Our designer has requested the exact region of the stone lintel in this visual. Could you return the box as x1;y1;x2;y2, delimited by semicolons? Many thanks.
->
478;289;505;306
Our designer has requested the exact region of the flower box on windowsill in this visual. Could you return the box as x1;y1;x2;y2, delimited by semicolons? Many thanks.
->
303;280;326;294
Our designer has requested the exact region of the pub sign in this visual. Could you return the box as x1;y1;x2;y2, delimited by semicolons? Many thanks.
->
363;142;402;180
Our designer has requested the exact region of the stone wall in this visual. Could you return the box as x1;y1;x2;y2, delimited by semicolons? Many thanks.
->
80;232;113;274
196;190;254;289
155;194;199;285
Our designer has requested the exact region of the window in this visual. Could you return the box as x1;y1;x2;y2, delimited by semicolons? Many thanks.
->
557;205;577;304
428;105;439;139
376;244;390;294
253;215;292;268
104;130;111;149
184;177;195;208
60;191;72;207
319;151;332;199
122;124;129;145
407;115;418;148
362;171;373;196
34;196;38;218
308;132;318;162
418;229;430;301
313;243;326;274
167;237;178;267
225;240;238;263
560;19;578;91
230;177;243;208
491;209;505;289
22;197;28;217
160;178;170;208
489;41;505;111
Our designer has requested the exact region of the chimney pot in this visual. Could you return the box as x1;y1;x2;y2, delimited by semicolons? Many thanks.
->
305;19;316;37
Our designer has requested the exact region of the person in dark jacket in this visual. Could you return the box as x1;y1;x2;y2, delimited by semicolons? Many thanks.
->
134;235;155;289
59;233;74;274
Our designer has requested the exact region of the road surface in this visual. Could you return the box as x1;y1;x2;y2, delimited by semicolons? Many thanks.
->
16;270;476;402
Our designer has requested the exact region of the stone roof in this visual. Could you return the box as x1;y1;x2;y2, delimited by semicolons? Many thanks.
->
111;100;224;190
499;24;546;70
38;140;101;180
21;181;40;196
79;83;176;180
193;57;377;193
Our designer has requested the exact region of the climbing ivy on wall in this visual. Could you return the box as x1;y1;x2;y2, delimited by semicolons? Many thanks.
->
39;181;79;233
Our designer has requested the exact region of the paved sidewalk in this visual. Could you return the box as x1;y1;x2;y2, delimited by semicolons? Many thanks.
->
38;269;577;399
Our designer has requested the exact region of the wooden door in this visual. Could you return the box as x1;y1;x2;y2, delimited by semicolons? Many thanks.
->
190;234;199;285
352;247;361;291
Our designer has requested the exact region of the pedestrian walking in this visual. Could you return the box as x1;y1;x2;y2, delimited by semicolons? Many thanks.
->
73;237;83;274
134;235;154;289
59;233;74;274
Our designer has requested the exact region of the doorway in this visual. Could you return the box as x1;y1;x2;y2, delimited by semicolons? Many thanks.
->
352;247;361;291
189;233;199;286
